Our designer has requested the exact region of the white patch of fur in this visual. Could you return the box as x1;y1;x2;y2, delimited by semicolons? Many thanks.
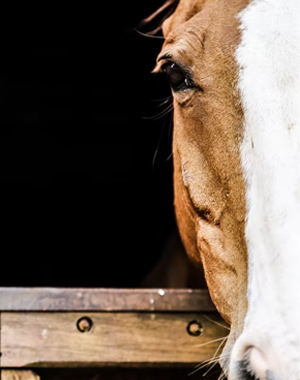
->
229;0;300;378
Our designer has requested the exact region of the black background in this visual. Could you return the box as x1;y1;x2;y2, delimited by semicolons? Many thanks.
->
0;1;177;287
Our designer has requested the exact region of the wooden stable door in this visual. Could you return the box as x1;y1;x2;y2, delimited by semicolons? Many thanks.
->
0;288;227;379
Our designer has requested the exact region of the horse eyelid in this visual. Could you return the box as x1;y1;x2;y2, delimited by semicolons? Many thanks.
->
154;59;196;89
156;51;173;63
156;56;192;76
154;57;204;93
154;52;191;75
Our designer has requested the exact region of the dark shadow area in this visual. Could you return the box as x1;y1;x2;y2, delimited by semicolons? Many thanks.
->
0;1;191;287
34;366;223;380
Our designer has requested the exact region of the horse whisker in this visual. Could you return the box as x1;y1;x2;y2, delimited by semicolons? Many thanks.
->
152;110;173;167
217;371;227;380
202;334;228;377
204;314;230;330
213;337;228;360
155;97;173;107
191;356;222;372
165;151;173;162
194;335;229;348
143;103;174;121
206;369;225;379
188;357;221;376
188;331;229;377
134;28;165;39
190;350;231;376
203;360;221;377
151;96;173;104
140;0;177;25
203;346;225;376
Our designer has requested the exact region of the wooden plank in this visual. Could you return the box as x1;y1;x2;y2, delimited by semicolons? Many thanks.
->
0;288;216;312
0;312;228;367
1;370;40;380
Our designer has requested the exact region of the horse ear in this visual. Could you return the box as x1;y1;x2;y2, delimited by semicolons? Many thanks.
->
162;0;207;37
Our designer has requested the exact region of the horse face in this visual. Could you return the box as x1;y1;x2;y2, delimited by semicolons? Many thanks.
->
155;0;250;356
155;0;300;379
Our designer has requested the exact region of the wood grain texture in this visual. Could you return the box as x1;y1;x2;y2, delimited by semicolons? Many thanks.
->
1;370;40;380
0;288;216;312
0;312;228;367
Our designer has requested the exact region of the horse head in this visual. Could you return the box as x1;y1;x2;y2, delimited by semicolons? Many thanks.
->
152;0;300;378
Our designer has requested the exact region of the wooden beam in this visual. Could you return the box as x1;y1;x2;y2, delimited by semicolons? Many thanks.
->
1;370;40;380
0;288;216;312
0;311;228;367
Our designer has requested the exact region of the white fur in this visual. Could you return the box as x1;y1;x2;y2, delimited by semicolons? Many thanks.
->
230;0;300;379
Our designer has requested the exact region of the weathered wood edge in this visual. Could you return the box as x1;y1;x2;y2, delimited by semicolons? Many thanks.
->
1;370;41;380
0;288;216;312
1;362;207;368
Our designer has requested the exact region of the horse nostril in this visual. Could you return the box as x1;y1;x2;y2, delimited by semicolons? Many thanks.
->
239;365;257;380
230;339;284;380
248;346;269;379
230;332;285;380
237;347;283;380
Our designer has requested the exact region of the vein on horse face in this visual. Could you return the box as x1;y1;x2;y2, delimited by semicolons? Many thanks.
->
186;27;207;50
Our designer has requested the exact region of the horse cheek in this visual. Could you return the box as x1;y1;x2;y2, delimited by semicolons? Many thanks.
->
173;148;203;267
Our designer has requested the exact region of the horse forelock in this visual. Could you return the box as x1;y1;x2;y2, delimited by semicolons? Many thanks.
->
139;0;180;35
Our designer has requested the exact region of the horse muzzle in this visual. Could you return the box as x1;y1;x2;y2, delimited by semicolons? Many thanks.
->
227;329;299;380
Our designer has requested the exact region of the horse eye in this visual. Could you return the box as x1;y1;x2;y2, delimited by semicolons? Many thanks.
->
161;61;194;91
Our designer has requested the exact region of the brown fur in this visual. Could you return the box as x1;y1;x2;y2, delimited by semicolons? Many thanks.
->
155;0;251;352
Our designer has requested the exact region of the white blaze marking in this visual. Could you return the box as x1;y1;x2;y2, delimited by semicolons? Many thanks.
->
235;0;300;377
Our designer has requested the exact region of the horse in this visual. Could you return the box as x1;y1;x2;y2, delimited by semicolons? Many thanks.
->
146;0;300;379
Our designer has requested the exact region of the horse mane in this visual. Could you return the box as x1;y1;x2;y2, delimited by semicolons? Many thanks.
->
139;0;180;35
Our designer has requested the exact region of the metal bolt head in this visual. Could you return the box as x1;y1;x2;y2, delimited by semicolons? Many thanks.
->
77;316;93;333
186;320;203;337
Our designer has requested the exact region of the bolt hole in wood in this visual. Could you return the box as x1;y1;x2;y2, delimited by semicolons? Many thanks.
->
186;320;203;337
76;316;93;333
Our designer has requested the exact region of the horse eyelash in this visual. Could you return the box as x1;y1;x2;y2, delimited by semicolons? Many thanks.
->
154;59;196;90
